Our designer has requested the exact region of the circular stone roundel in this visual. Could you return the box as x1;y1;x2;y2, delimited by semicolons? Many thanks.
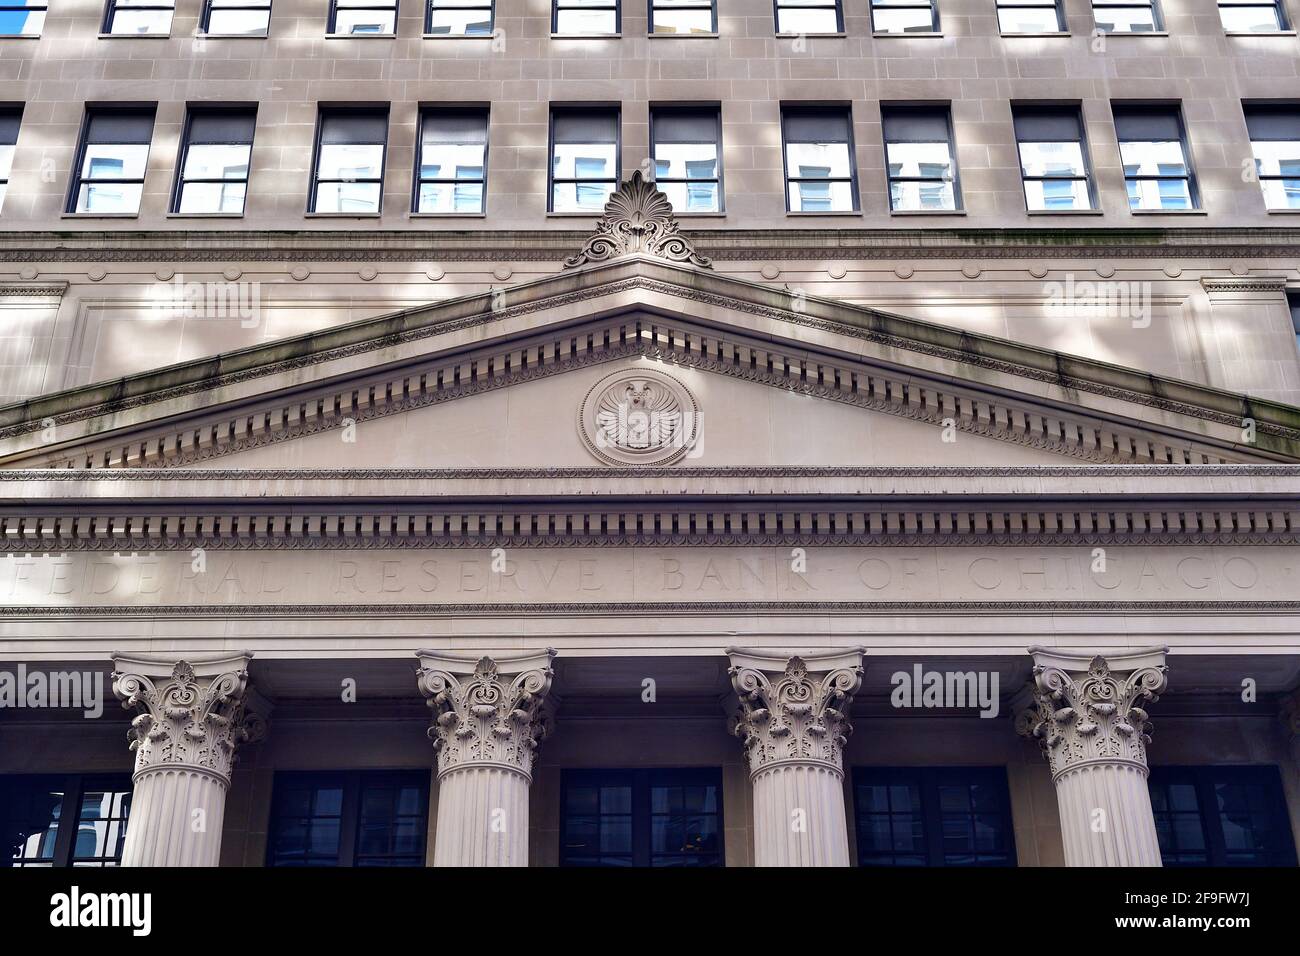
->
578;368;701;466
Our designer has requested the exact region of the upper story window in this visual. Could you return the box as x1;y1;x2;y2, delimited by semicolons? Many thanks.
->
1218;0;1288;32
774;0;842;33
1013;104;1094;211
883;103;960;212
651;105;722;213
996;0;1065;33
0;107;19;212
2;775;132;867
103;0;175;35
1149;766;1297;866
1245;104;1300;211
267;771;429;867
1113;102;1197;211
172;107;256;215
201;0;272;35
549;106;619;212
650;0;715;34
309;107;388;214
560;768;724;867
0;0;46;36
328;0;397;34
553;0;619;34
415;107;488;213
853;767;1016;866
1288;291;1300;352
781;104;857;213
871;0;939;33
1092;0;1160;31
68;105;156;215
427;0;493;34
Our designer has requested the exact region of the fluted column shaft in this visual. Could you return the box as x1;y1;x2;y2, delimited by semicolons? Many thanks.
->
433;764;531;867
1017;646;1169;868
122;766;229;867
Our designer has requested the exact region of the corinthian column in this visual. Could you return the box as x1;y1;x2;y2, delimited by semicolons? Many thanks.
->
1015;646;1168;867
727;647;864;867
112;653;266;867
416;649;556;867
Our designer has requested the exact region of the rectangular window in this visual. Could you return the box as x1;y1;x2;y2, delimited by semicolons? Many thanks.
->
883;104;959;211
1245;104;1300;210
415;108;488;213
553;0;619;34
782;105;857;213
650;0;714;33
1149;766;1298;866
172;107;256;214
1113;103;1196;210
1218;0;1287;31
853;767;1016;867
103;0;175;34
68;106;155;215
774;0;842;33
549;106;619;212
0;0;46;35
996;0;1065;32
1092;0;1160;31
201;0;272;34
427;0;493;34
560;768;724;867
1288;291;1300;352
871;0;938;33
2;775;133;868
1014;105;1093;211
329;0;397;34
0;107;19;212
310;107;387;214
267;771;429;867
651;105;722;213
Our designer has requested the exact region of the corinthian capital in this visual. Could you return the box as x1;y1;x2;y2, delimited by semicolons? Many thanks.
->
727;647;865;776
111;653;262;782
1016;646;1169;779
415;649;557;781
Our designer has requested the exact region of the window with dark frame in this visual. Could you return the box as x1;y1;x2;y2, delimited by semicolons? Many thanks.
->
774;0;842;33
1013;104;1094;211
103;0;176;34
1092;0;1160;31
553;0;619;34
883;103;960;212
328;0;398;34
549;106;619;213
0;106;19;213
1288;291;1300;353
871;0;938;33
1218;0;1288;32
426;0;493;34
309;106;388;214
172;107;256;214
2;774;133;868
68;106;156;215
415;108;489;213
995;0;1065;32
1112;103;1197;211
853;767;1016;867
651;105;722;213
201;0;272;35
650;0;715;33
560;768;724;867
266;770;429;867
1149;766;1298;866
1245;103;1300;211
781;104;857;213
0;0;46;36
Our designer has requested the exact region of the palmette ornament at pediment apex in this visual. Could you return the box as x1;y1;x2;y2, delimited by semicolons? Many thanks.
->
563;171;713;270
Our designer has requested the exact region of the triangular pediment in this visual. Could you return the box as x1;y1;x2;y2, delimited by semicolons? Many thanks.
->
0;252;1297;469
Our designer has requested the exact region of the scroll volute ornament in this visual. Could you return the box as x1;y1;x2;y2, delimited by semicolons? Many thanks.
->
1017;647;1169;778
563;170;713;269
728;649;865;775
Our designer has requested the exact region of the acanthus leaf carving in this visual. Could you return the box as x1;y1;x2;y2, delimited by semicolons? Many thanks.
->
563;171;713;270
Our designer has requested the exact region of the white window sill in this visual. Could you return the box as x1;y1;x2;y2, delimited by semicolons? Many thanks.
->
409;211;487;218
776;31;847;38
0;34;42;39
648;31;719;38
1129;208;1206;215
422;33;495;39
166;212;246;218
324;33;396;39
890;209;966;216
305;211;383;218
550;32;621;39
1097;29;1169;35
1026;208;1104;216
1224;29;1297;36
787;210;862;217
674;211;726;218
98;32;172;38
195;32;270;39
61;212;140;218
873;31;943;38
1265;208;1300;214
547;211;608;217
1000;31;1069;37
